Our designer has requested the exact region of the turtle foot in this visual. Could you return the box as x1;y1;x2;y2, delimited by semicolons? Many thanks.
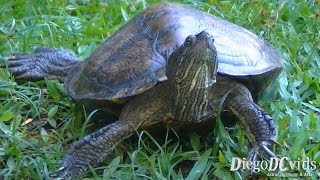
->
246;139;280;175
5;48;78;82
50;166;73;180
50;121;134;179
248;140;277;163
50;157;83;180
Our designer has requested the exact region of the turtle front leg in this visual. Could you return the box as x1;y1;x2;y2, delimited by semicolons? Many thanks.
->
226;94;276;161
52;120;136;179
52;88;166;179
4;48;79;82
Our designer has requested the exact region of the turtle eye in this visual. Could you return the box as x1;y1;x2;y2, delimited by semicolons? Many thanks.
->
185;35;196;46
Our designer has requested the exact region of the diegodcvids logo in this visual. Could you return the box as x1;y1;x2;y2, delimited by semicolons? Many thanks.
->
230;157;317;176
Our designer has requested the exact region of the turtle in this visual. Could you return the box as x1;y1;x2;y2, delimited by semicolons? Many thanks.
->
5;2;283;178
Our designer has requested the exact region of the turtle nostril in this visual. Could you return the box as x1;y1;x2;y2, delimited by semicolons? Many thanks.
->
201;31;210;39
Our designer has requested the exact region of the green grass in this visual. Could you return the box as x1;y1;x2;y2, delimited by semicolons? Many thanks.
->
0;0;319;179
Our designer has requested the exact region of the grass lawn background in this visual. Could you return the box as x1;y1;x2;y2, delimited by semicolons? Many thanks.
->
0;0;319;179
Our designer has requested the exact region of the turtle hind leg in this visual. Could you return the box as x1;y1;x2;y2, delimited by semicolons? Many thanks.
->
226;88;277;160
4;48;79;82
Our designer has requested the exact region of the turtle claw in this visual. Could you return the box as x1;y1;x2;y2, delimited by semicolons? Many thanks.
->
248;147;258;162
50;165;80;180
248;140;277;162
50;153;87;180
246;141;277;174
261;142;276;158
50;166;68;180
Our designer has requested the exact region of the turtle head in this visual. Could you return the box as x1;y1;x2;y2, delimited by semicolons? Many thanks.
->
166;30;218;122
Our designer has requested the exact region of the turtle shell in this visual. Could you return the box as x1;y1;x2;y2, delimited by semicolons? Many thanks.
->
64;2;283;101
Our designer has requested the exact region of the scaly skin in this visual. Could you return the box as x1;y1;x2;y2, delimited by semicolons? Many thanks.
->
6;48;79;82
54;121;135;178
222;81;276;160
52;83;169;178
